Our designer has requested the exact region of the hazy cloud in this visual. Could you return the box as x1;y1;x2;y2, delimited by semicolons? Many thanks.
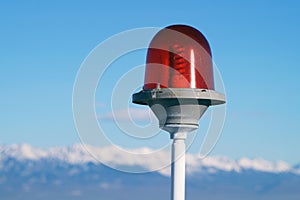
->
98;107;156;122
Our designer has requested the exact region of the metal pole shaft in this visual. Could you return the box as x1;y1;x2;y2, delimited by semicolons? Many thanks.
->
171;132;186;200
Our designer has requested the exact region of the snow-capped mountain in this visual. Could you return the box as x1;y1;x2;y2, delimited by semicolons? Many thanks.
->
0;143;298;175
0;144;299;200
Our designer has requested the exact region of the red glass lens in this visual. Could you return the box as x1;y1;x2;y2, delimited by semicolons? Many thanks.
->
143;25;214;90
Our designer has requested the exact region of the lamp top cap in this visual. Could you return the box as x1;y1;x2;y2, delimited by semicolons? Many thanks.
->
161;24;212;55
143;24;214;90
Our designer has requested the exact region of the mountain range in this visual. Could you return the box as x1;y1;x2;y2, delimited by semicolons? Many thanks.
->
0;144;299;200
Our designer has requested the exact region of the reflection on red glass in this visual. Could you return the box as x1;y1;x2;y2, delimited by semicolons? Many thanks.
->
143;25;214;90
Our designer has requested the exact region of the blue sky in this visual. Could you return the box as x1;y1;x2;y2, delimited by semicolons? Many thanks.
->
0;1;300;165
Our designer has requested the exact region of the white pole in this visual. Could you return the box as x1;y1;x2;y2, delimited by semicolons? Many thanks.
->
171;132;187;200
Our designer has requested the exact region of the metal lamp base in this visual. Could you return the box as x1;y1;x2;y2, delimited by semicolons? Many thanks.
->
132;88;225;134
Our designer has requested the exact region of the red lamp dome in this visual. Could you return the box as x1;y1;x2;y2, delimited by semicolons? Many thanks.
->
143;25;214;90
